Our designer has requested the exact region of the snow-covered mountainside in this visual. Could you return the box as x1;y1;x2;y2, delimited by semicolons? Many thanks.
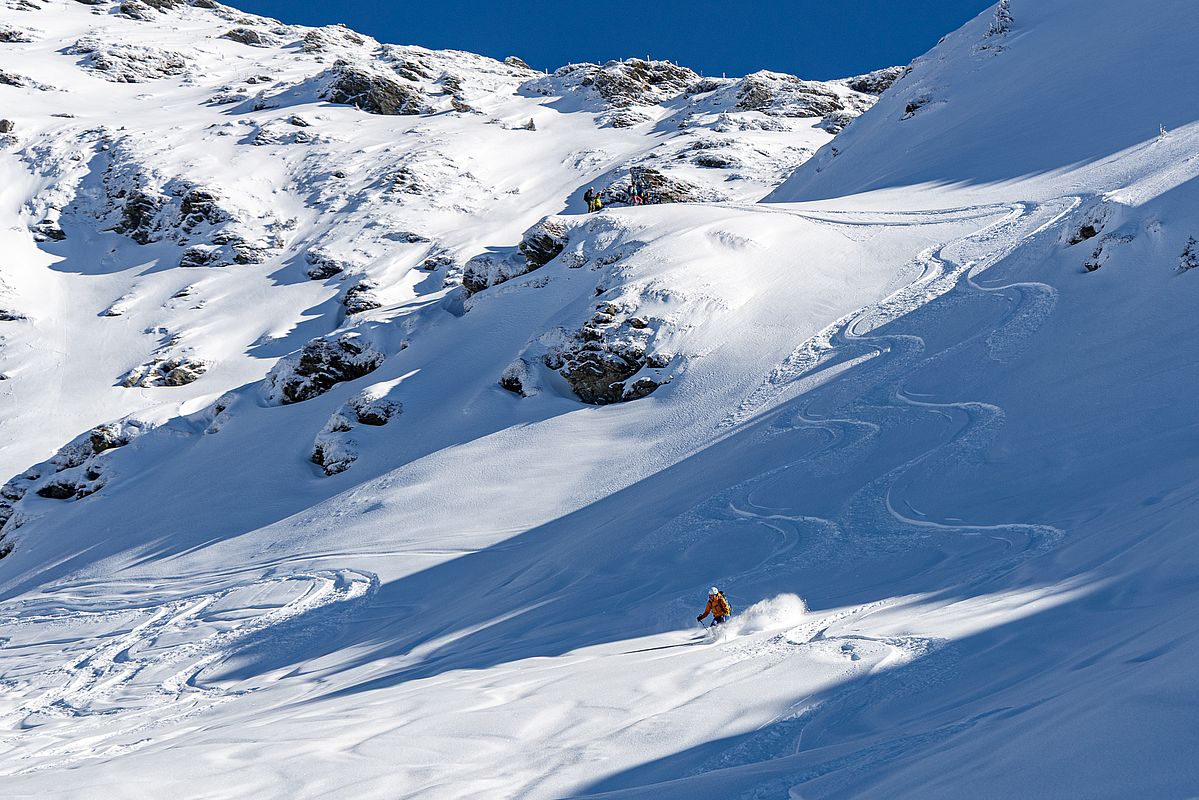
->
1;0;1198;797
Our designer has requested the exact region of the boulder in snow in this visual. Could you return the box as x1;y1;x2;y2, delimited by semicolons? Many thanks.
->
265;332;386;405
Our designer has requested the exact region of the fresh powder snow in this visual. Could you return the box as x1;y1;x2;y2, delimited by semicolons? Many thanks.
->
0;1;1197;798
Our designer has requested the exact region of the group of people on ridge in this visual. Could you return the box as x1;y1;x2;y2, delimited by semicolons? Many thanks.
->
582;173;650;214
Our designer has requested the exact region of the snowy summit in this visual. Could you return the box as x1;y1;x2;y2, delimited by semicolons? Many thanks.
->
0;0;1197;797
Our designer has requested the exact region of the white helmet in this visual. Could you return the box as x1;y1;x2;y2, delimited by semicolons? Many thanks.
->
709;587;719;596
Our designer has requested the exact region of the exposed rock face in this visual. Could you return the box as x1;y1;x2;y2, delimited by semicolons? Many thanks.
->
0;418;151;535
0;69;52;90
735;72;847;117
545;303;671;404
305;249;349;279
463;217;569;295
113;188;165;244
349;393;400;426
322;61;431;116
0;25;34;43
0;118;13;133
302;25;367;54
343;279;382;315
621;166;705;205
522;58;697;126
819;109;858;134
504;55;533;71
518;217;569;269
499;358;538;397
121;353;208;387
31;218;66;242
221;27;273;47
265;333;386;405
69;37;188;83
846;66;907;95
1177;237;1198;274
118;1;158;21
310;390;400;475
0;308;26;321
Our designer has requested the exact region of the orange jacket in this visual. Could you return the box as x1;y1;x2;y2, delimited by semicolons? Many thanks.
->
699;592;731;620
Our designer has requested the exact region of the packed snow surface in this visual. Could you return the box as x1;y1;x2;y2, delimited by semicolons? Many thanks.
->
1;1;1198;798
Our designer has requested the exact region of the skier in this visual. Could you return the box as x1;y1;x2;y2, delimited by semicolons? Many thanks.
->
697;586;732;626
583;187;595;213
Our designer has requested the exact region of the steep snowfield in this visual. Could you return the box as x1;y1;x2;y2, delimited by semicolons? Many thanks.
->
2;1;1199;798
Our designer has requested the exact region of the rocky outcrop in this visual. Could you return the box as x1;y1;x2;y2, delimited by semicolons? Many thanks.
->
121;352;207;387
846;66;907;95
221;27;274;47
544;303;671;404
0;25;34;43
0;118;13;134
342;279;382;315
0;69;53;90
0;418;151;534
463;217;569;295
309;388;400;475
305;249;351;279
31;218;66;242
735;72;848;118
611;166;706;205
322;61;431;116
69;37;188;83
1177;237;1198;274
265;333;386;405
302;25;367;54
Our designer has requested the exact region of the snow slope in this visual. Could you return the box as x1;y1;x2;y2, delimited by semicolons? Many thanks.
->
2;1;1199;798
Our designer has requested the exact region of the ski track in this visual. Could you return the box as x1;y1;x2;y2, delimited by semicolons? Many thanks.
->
640;198;1080;789
0;568;377;775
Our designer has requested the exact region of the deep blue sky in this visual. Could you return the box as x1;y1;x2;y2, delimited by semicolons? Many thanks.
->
228;0;996;80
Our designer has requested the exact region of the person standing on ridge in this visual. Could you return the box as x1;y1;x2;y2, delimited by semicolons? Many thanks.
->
697;586;732;626
584;187;595;213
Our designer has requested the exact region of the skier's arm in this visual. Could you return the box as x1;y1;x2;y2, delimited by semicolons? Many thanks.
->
697;598;713;621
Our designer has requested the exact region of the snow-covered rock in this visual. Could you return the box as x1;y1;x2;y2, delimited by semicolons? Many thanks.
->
264;333;386;405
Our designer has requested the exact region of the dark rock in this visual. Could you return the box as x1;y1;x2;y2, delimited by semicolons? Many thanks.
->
221;27;270;47
518;217;569;269
343;280;382;315
113;189;164;244
504;55;533;71
121;354;207;387
0;26;36;43
846;66;907;95
270;333;386;405
1068;224;1100;245
736;73;844;117
350;394;400;426
179;187;229;229
179;244;224;268
902;97;930;119
0;119;13;133
545;305;670;404
36;479;78;500
323;61;431;116
32;219;66;242
89;422;132;454
420;253;455;271
304;249;348;279
118;0;157;21
0;308;26;321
